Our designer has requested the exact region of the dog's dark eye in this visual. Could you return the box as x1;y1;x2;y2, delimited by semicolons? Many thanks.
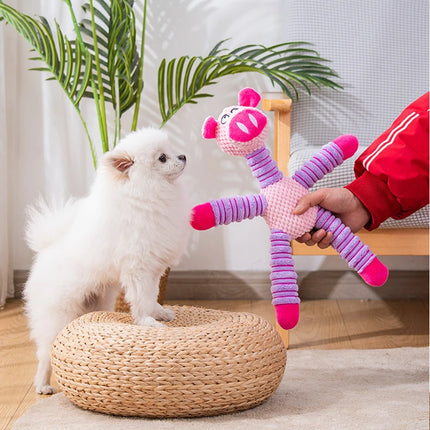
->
158;154;167;163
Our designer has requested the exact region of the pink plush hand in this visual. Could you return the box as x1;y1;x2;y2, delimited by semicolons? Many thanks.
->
190;202;216;230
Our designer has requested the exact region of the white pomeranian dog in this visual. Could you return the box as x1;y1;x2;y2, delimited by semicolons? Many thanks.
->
24;128;190;395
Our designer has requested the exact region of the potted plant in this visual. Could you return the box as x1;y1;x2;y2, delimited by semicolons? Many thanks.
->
0;0;342;305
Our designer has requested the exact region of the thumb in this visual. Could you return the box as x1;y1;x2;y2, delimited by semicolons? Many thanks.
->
293;189;327;215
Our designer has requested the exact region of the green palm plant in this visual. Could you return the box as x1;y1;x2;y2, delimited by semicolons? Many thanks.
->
0;0;342;168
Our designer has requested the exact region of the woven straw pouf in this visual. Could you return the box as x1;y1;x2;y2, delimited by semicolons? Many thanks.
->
51;306;286;418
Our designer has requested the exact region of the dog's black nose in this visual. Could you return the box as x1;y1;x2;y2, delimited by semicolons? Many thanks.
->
178;155;186;162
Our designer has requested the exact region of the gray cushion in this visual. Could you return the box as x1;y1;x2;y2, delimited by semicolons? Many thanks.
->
281;0;429;228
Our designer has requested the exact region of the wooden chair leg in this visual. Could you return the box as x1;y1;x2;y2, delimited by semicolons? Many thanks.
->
262;97;292;176
276;322;289;349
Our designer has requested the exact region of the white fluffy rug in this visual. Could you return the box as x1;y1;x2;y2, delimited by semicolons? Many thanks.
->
13;348;429;430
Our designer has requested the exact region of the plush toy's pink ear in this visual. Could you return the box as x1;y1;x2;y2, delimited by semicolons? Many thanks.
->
238;87;261;107
202;116;218;139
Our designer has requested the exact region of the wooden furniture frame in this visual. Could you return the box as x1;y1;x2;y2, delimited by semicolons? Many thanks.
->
262;96;429;347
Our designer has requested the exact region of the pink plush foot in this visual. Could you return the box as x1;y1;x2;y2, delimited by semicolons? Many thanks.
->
333;134;359;160
190;202;216;230
360;257;389;287
275;303;300;329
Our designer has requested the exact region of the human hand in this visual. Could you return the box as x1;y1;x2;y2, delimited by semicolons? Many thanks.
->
294;188;371;248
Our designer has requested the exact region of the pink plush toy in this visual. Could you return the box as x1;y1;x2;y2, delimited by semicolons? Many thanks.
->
191;88;389;330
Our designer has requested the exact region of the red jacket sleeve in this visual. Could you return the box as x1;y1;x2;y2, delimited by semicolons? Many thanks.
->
345;92;429;230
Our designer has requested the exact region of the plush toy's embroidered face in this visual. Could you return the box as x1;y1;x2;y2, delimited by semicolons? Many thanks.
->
202;88;268;156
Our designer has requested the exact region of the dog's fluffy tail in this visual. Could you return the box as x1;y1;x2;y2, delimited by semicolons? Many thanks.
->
25;198;78;253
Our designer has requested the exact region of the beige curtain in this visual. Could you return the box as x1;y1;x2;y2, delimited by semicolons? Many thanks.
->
0;24;14;307
0;1;95;308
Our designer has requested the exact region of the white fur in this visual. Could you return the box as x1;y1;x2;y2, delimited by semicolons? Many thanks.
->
24;128;190;395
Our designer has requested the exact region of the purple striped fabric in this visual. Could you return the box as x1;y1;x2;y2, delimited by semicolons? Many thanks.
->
270;229;300;305
315;207;375;273
292;141;344;189
246;147;283;188
210;194;267;226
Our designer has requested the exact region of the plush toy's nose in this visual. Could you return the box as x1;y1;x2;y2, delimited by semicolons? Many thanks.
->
229;109;267;142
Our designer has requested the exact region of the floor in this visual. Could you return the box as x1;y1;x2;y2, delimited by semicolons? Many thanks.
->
0;298;428;430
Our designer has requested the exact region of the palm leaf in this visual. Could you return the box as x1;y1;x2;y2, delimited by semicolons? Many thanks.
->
158;41;342;125
80;0;140;116
0;2;92;108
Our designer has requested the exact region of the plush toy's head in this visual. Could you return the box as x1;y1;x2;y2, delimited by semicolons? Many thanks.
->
202;87;268;156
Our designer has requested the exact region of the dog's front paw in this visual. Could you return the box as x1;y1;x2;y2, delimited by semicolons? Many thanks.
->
135;316;166;328
154;304;175;322
36;384;55;395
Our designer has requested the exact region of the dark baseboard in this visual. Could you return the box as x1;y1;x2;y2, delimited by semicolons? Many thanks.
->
14;269;429;301
164;270;429;300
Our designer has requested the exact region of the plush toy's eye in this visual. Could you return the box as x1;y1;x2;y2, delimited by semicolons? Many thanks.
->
230;107;239;113
220;114;230;124
158;153;167;163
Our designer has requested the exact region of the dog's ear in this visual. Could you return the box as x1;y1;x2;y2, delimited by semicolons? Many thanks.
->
102;151;134;176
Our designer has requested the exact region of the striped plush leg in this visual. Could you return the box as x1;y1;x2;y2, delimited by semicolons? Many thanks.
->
315;207;389;286
210;194;267;226
270;229;300;329
191;194;267;231
293;135;358;189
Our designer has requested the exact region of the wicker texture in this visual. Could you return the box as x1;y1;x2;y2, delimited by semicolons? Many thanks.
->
51;306;287;418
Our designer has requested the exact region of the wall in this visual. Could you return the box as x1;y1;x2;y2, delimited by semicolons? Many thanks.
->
3;0;428;273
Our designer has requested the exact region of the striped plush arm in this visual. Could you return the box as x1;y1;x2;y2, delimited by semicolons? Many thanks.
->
211;194;267;226
292;135;358;190
191;194;267;230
